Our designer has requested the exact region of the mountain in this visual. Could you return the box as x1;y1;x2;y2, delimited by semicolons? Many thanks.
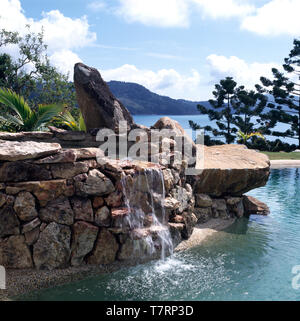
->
107;81;209;115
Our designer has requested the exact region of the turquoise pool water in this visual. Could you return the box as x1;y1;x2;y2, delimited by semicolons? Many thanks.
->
19;168;300;301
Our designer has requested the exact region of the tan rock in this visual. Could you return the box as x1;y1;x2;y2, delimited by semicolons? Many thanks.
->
195;194;213;208
194;207;212;223
51;162;89;179
22;217;41;234
39;196;74;225
33;222;71;270
75;169;115;196
71;148;104;160
71;221;98;266
105;191;123;208
7;179;70;206
14;191;38;221
0;140;61;161
87;229;119;265
0;205;20;238
0;192;6;207
193;145;270;196
0;235;33;268
95;206;111;227
162;168;175;193
92;196;104;208
24;226;40;245
152;117;196;151
243;195;270;216
34;149;77;164
182;212;197;239
0;161;51;182
168;222;184;247
70;197;94;222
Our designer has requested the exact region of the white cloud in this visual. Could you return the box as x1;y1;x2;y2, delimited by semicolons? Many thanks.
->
241;0;300;36
116;0;190;28
49;50;82;78
146;52;184;60
206;54;280;88
111;0;255;28
102;64;203;100
0;0;96;78
87;1;107;11
33;10;96;51
193;0;255;19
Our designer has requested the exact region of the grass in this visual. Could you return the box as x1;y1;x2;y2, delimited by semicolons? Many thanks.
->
261;151;300;160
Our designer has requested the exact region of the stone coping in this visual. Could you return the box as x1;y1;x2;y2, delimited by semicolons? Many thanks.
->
270;160;300;168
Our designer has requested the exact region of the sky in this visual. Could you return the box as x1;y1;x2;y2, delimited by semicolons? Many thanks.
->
0;0;299;100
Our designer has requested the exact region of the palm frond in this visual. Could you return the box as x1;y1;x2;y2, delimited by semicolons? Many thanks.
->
0;88;31;123
56;111;86;131
33;103;63;130
79;112;86;132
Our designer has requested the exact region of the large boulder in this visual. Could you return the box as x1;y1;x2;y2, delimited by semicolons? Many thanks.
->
192;145;270;197
74;63;134;132
152;117;196;153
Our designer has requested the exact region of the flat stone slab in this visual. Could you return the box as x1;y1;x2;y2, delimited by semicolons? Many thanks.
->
192;145;270;196
0;140;61;161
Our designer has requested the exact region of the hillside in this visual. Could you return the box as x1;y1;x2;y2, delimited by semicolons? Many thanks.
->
107;80;209;115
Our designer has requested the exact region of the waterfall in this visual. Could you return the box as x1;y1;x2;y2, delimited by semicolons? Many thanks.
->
120;166;173;261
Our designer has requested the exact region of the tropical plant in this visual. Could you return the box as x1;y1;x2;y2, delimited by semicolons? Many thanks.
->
0;88;62;131
237;130;265;145
0;26;77;108
257;38;300;147
55;110;86;132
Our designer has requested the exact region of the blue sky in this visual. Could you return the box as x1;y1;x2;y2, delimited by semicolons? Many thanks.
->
0;0;299;100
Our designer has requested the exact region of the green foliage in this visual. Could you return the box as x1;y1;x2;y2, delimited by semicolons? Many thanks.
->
247;136;296;152
55;110;86;132
257;38;300;147
0;88;62;131
237;130;265;145
0;26;76;109
190;77;269;145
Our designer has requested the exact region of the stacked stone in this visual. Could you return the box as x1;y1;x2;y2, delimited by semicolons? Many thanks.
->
0;141;197;270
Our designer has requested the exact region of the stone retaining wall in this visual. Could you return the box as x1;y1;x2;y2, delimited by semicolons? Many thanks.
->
0;142;268;271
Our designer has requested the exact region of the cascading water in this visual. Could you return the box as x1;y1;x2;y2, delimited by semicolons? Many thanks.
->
120;166;173;261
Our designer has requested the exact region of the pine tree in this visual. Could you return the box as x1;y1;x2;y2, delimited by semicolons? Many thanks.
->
257;39;300;148
233;87;268;135
190;77;240;144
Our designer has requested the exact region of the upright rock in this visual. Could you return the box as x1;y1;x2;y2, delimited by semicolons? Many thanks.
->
74;63;134;132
